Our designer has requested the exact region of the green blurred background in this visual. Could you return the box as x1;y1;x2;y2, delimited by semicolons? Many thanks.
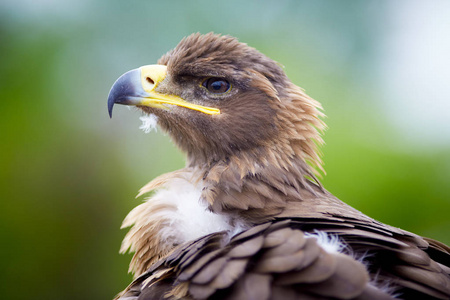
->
1;1;449;299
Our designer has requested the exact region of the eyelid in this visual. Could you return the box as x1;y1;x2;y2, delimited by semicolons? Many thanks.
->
201;77;217;87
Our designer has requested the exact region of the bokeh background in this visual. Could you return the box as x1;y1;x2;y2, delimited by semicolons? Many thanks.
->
1;1;449;299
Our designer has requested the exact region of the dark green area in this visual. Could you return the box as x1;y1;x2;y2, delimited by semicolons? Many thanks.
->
0;1;448;299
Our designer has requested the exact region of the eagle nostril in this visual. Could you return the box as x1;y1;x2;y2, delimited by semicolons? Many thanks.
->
146;77;155;85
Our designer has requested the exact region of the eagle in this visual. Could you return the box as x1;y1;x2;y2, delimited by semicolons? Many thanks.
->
107;33;450;300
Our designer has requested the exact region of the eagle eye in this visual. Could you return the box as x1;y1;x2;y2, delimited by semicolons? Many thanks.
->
202;77;231;94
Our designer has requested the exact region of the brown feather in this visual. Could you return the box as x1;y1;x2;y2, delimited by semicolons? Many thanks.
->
275;249;337;285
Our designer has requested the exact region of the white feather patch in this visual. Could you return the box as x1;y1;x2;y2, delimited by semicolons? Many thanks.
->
147;177;245;245
139;114;158;133
306;230;346;254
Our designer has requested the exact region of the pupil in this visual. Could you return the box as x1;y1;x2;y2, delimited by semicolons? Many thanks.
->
211;81;223;90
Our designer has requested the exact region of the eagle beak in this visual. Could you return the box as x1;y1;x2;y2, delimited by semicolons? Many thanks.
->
107;65;220;117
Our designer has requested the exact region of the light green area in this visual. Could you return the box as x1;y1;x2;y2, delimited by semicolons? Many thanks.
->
0;1;448;299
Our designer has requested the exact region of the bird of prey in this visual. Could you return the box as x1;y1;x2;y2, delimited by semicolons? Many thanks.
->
107;33;450;300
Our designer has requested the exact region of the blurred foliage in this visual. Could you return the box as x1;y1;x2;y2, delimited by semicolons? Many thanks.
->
0;1;448;299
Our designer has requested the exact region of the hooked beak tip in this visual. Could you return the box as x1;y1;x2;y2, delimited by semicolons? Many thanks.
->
107;68;144;118
108;97;114;118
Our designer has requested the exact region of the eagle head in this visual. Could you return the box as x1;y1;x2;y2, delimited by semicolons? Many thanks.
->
108;33;324;171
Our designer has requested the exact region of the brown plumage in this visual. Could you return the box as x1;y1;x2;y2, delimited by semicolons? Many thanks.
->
107;33;450;299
